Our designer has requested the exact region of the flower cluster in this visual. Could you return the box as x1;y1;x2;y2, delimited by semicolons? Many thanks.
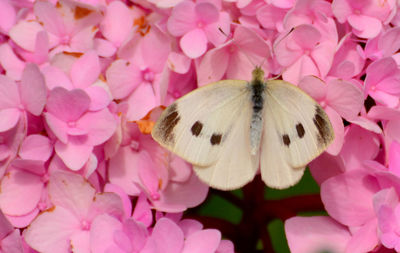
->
0;0;399;252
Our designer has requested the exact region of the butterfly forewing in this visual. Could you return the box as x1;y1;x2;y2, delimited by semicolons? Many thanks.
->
260;80;334;188
152;80;251;167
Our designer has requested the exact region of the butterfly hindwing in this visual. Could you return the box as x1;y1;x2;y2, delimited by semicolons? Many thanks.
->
152;80;251;167
260;80;334;189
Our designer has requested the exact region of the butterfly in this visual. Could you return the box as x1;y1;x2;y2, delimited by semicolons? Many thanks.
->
151;67;334;190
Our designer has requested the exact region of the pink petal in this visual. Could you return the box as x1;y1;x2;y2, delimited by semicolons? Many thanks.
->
309;152;345;185
216;240;235;253
182;229;221;253
197;45;229;86
108;146;142;196
105;59;142;100
0;75;20;109
8;21;44;52
326;79;364;120
204;12;230;47
41;65;74;90
339;125;380;171
11;159;46;175
19;134;52;161
24;206;79;253
169;156;191;182
46;87;91;122
178;219;203;237
0;0;16;33
167;1;196;36
132;193;152;227
0;108;20;132
77;109;116;146
348;14;382;38
0;170;42;216
143;218;184;253
0;44;25;80
49;171;95;215
0;210;13;239
6;208;39;229
32;30;49;64
89;192;124;219
90;214;123;253
54;139;93;171
44;113;69;143
84;85;111;111
292;24;321;50
378;27;400;57
167;52;191;74
298;75;327;101
123;218;149;252
1;229;24;253
285;216;351;253
94;38;117;57
140;28;171;73
325;107;344;155
345;219;379;252
257;4;286;30
195;2;219;24
180;28;208;59
104;183;132;219
33;1;65;37
125;84;157;121
153;172;208;212
20;64;47;116
100;1;133;46
70;230;90;253
69;26;98;53
321;170;379;226
70;51;100;89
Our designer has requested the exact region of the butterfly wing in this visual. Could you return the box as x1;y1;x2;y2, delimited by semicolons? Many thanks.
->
152;79;252;167
260;80;334;189
193;96;259;190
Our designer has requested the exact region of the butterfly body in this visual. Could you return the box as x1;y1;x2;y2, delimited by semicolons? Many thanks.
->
152;67;334;190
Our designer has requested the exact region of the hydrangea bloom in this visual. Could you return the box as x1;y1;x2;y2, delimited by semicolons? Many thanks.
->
0;0;399;252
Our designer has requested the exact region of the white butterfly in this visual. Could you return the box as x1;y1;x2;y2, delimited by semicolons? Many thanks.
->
152;67;334;190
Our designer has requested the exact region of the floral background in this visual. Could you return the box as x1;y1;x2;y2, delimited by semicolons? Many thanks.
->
0;0;399;252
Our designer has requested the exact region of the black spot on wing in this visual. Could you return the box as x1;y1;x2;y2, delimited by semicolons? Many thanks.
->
159;103;180;144
191;121;203;137
210;133;222;145
282;134;290;146
313;106;331;145
296;123;305;138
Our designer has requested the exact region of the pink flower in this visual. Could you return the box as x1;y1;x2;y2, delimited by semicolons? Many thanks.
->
0;134;53;228
44;87;116;170
24;171;125;253
274;24;337;84
374;187;400;251
0;64;46;132
332;0;397;38
108;123;208;212
197;26;270;86
167;1;230;58
365;57;400;108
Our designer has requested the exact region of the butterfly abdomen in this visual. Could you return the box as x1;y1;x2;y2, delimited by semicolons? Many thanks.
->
250;78;265;155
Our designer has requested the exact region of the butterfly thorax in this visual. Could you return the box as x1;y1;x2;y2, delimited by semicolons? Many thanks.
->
250;67;266;155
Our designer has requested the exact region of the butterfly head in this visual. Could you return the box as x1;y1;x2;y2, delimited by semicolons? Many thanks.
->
252;67;265;82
